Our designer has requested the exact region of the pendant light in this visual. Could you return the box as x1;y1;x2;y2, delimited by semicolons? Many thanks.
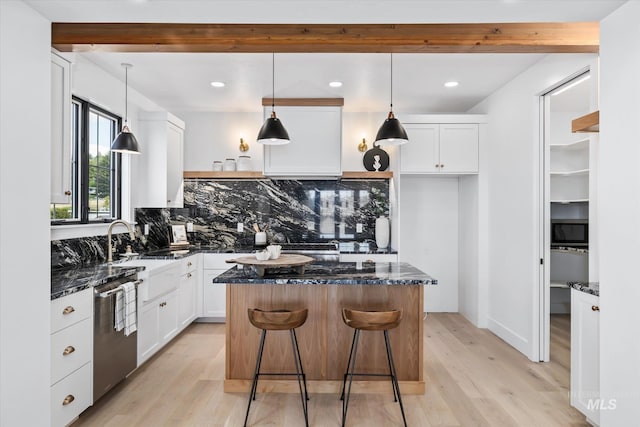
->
374;53;409;146
111;63;141;154
257;53;290;145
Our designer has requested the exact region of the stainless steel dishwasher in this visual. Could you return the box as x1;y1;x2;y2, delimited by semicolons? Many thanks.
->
93;275;142;402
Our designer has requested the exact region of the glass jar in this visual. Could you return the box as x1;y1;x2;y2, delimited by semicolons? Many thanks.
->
223;158;236;171
212;161;223;171
237;155;252;171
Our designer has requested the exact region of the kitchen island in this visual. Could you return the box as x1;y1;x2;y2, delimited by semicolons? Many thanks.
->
213;261;436;394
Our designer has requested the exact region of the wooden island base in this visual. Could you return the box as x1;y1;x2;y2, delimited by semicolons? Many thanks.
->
225;283;424;394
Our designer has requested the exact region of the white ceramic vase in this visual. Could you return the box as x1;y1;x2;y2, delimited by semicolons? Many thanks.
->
375;216;390;249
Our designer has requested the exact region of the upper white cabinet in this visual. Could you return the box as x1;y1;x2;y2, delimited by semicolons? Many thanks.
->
400;123;479;174
137;111;185;208
50;51;72;204
263;105;342;176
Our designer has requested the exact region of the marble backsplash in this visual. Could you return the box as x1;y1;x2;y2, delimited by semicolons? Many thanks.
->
50;178;390;268
136;178;390;249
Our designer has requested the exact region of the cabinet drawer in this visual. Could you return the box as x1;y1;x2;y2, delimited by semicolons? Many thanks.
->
51;362;92;427
179;255;199;276
138;266;179;303
51;318;92;385
203;253;250;269
51;289;92;334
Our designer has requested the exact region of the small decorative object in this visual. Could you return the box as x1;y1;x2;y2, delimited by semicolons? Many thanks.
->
375;216;390;249
239;137;249;152
255;250;270;261
255;231;267;246
363;143;390;172
266;244;282;259
170;224;190;250
237;155;252;171
212;161;223;171
223;158;236;171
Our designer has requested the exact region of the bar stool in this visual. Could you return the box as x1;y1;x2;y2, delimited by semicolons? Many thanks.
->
340;308;407;427
244;308;310;427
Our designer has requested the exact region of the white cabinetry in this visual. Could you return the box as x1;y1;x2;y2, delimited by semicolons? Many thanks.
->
137;262;180;365
178;255;199;328
401;123;478;174
50;51;72;204
137;111;185;208
263;106;342;176
201;253;249;321
50;289;92;427
571;289;600;425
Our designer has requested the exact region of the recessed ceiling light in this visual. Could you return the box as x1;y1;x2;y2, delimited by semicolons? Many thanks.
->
444;81;459;88
210;81;225;88
329;81;343;88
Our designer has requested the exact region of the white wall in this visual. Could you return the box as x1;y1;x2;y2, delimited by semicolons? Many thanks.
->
459;175;480;322
469;53;597;360
399;176;459;312
599;1;640;423
0;1;51;425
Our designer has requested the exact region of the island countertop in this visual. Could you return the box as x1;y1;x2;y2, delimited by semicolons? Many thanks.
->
212;261;437;285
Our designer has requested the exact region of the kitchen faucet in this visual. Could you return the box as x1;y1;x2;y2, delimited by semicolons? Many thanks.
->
106;220;136;264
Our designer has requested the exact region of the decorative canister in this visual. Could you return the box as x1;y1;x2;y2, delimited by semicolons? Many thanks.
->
237;155;252;171
212;161;223;171
223;158;236;171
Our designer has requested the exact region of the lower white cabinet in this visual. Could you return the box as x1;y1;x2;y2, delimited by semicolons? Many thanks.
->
50;288;93;427
571;289;600;425
138;289;178;365
178;255;199;328
201;253;249;321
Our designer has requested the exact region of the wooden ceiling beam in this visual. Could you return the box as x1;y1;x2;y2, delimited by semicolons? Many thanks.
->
51;22;599;53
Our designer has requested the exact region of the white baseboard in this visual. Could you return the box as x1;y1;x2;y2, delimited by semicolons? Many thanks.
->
487;316;532;360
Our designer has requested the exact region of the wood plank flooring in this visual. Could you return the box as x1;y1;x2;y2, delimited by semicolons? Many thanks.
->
73;313;587;426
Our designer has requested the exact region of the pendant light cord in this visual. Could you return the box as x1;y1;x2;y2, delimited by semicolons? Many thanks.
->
272;52;275;113
390;53;393;112
124;65;129;126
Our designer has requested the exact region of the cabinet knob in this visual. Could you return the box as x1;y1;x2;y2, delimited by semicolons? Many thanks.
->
64;190;71;196
62;346;76;356
435;164;440;168
62;395;75;406
591;305;600;311
187;272;192;278
187;262;193;267
62;306;75;315
440;164;445;168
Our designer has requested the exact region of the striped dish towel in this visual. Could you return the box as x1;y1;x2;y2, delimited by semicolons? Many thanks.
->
114;281;137;336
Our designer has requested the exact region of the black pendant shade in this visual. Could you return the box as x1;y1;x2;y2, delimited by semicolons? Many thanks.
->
111;63;140;154
375;111;409;146
257;111;290;145
111;125;141;153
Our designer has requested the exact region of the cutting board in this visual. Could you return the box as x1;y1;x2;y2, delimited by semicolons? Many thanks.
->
226;254;314;277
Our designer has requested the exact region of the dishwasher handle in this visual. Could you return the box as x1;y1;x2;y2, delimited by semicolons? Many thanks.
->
98;279;143;298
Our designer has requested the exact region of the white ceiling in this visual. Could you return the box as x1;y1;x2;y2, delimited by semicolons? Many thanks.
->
27;0;621;113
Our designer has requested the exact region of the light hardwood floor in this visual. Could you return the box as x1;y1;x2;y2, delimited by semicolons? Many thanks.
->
74;313;586;426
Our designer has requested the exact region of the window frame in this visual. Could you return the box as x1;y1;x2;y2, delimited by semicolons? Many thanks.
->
51;96;123;225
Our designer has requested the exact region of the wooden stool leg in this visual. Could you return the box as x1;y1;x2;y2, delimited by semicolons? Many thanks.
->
290;329;309;427
244;329;267;427
384;330;407;427
341;329;361;427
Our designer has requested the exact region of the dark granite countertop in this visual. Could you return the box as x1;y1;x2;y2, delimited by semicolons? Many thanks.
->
51;242;400;300
51;264;144;300
212;261;436;285
568;281;599;297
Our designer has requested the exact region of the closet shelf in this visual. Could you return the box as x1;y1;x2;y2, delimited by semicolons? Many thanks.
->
550;169;589;176
550;199;589;204
549;138;590;151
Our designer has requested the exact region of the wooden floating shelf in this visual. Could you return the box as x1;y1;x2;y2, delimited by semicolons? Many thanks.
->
184;171;393;179
571;111;599;133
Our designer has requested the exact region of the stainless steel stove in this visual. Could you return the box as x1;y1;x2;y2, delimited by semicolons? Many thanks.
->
279;242;339;262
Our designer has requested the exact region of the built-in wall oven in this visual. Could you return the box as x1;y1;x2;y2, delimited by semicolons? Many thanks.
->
93;275;142;402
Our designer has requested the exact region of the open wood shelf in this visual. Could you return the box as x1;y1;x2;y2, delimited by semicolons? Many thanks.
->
183;171;393;179
571;111;599;133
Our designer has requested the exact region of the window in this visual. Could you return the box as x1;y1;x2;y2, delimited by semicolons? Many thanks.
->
50;97;122;223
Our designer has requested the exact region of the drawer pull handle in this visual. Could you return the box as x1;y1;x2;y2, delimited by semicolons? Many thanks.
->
63;346;76;356
62;395;75;406
187;272;192;278
592;305;600;311
62;306;75;315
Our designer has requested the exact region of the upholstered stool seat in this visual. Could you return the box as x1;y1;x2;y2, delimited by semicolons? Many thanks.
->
340;308;407;427
244;308;309;427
